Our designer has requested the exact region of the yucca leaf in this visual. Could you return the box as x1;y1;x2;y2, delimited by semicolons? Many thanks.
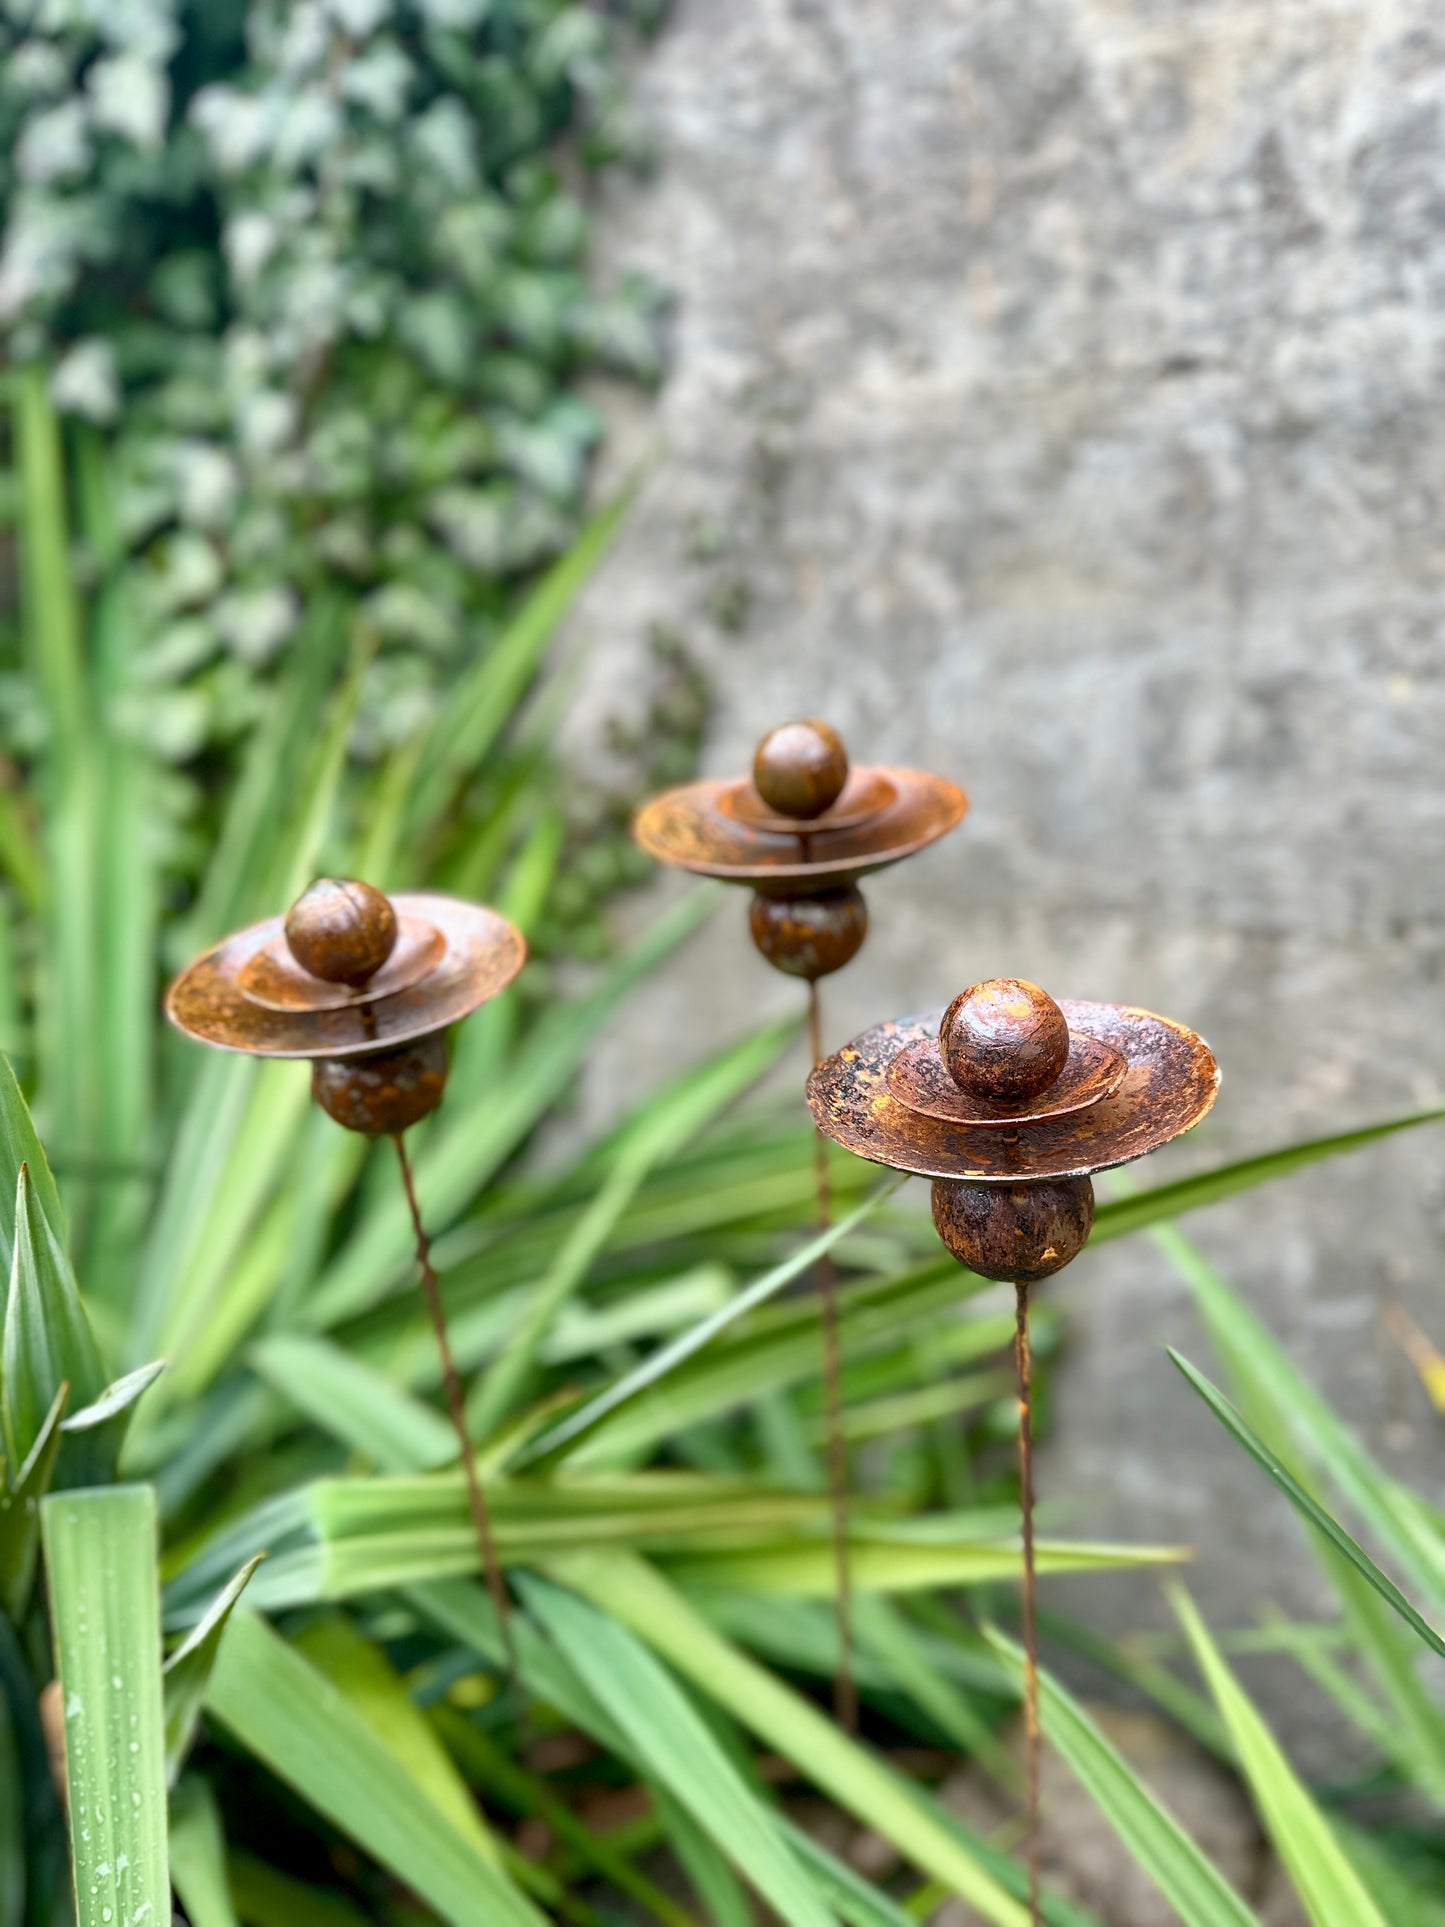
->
522;1573;839;1926
61;1360;165;1482
0;1056;65;1264
778;1822;921;1927
249;1334;455;1472
983;1626;1261;1927
0;1660;21;1927
1169;1350;1445;1661
0;1382;66;1620
667;1536;1186;1596
1093;1108;1445;1245
519;1175;905;1465
1169;1584;1387;1926
1156;1224;1445;1618
228;1852;372;1927
163;1555;263;1784
854;1595;1020;1790
2;1165;104;1477
293;1613;499;1859
468;1016;799;1436
548;1549;1029;1925
41;1485;170;1927
429;1702;700;1927
169;1776;240;1927
206;1612;544;1926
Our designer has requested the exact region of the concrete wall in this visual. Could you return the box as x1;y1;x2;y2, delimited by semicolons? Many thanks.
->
567;0;1445;1741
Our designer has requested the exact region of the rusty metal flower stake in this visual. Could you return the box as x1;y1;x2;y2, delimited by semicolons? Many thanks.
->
807;978;1218;1920
635;721;967;1728
167;878;527;1677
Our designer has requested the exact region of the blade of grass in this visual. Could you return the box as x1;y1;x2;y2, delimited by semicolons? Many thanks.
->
1169;1349;1445;1660
250;1334;456;1472
164;1555;263;1784
1093;1110;1445;1245
523;1573;838;1925
1156;1224;1445;1618
518;1175;905;1466
41;1485;169;1927
205;1612;545;1927
982;1626;1261;1927
169;1776;241;1927
1169;1583;1387;1927
469;1018;798;1435
547;1549;1029;1926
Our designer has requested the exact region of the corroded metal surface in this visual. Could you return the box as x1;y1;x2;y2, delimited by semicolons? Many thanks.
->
807;1000;1219;1182
720;766;898;836
932;1173;1095;1280
633;765;967;892
752;717;849;818
238;914;447;1012
311;1033;450;1135
284;876;398;983
748;886;868;982
165;892;526;1058
887;1028;1127;1126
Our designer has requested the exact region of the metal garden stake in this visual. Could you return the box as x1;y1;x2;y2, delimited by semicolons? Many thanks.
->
635;720;967;1729
807;977;1219;1920
167;878;527;1677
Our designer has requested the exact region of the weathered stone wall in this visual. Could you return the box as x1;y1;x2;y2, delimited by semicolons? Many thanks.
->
567;0;1445;1741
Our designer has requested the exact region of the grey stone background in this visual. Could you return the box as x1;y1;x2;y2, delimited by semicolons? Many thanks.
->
564;0;1445;1742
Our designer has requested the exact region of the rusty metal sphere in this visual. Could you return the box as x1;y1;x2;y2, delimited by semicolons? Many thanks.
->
311;1033;449;1136
752;719;849;820
939;978;1070;1104
931;1175;1095;1282
748;886;868;981
285;877;399;985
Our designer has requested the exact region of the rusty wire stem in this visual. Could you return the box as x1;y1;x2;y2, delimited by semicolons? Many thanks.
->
1013;1279;1041;1926
394;1133;518;1700
809;980;857;1735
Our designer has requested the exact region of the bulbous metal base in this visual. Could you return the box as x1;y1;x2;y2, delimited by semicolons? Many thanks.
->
311;1031;449;1136
748;885;868;981
930;1175;1095;1282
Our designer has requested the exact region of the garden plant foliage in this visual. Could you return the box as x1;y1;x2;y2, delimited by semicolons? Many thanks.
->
0;9;1443;1926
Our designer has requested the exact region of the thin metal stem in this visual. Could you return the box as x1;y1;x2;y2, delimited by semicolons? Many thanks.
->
809;979;857;1735
394;1133;518;1696
1014;1279;1041;1926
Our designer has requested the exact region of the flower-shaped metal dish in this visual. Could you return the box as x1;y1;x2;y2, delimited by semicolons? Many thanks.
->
885;1027;1127;1126
634;764;967;896
808;998;1218;1184
166;890;525;1059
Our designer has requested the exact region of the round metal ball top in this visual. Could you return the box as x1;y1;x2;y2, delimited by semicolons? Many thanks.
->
285;877;398;985
752;719;849;820
632;725;966;894
807;988;1218;1184
165;884;526;1060
939;978;1069;1104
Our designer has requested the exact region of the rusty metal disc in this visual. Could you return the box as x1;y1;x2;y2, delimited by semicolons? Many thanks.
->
237;913;447;1013
633;765;967;894
807;1001;1219;1183
717;766;898;836
165;892;526;1058
886;1028;1127;1127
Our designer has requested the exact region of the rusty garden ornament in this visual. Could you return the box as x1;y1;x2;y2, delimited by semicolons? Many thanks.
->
635;720;967;1729
808;977;1218;1922
167;877;527;1670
